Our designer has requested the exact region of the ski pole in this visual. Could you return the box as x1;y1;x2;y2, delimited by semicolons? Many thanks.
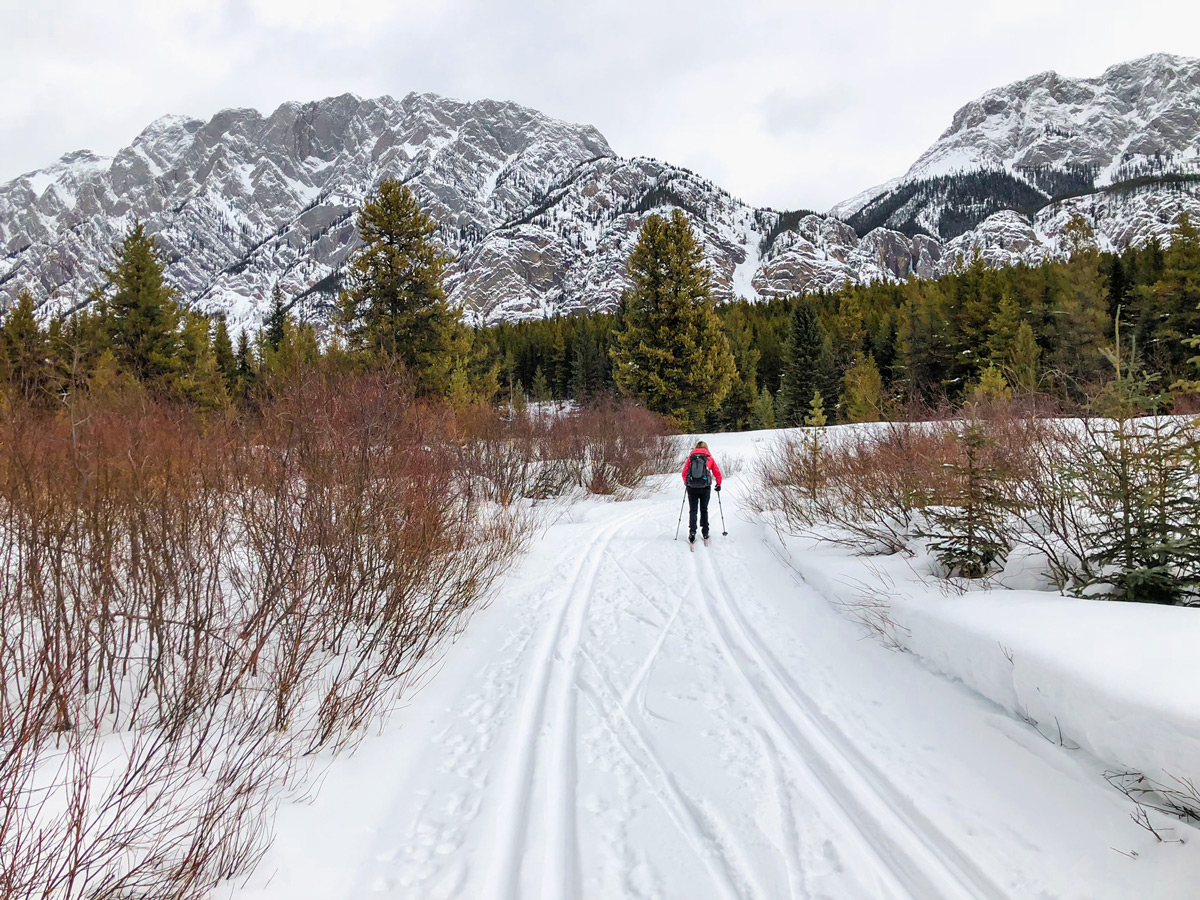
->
674;489;686;540
717;487;727;536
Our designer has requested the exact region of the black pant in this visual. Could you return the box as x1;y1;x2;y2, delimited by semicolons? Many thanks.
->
687;486;711;539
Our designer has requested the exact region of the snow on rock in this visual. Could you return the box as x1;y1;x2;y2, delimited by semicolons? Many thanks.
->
4;54;1200;329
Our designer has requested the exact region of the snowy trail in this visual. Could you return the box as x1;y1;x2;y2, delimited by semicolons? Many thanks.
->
231;445;1200;900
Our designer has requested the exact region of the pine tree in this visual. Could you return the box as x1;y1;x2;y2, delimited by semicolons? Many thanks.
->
549;326;568;398
777;299;830;427
174;310;228;410
337;179;464;394
570;326;608;400
985;292;1023;368
104;222;181;385
841;352;884;423
610;211;736;429
717;306;760;431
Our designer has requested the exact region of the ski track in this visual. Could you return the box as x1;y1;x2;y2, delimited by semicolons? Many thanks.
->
695;548;1009;900
481;509;642;900
297;481;1176;900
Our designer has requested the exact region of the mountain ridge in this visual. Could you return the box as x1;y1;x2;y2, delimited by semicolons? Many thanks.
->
3;54;1200;328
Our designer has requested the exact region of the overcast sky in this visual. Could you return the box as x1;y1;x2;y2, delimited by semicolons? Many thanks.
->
1;0;1198;212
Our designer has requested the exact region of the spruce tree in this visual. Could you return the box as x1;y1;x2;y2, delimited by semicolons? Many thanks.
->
717;308;761;431
969;365;1012;403
175;310;229;410
265;283;288;352
922;419;1012;579
1076;352;1200;605
104;222;181;385
235;328;257;398
337;179;464;394
777;299;830;427
570;327;607;400
212;316;237;392
610;211;736;429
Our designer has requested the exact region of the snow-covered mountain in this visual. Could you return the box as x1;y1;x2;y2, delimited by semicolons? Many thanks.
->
832;53;1200;250
3;53;1200;329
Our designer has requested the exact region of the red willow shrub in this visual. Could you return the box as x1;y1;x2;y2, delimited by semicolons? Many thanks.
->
2;368;598;899
451;396;675;502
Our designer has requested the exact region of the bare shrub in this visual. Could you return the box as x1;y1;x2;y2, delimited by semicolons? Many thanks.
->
0;368;550;899
751;423;958;553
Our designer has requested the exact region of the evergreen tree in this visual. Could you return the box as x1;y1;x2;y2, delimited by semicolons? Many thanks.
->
3;292;52;402
1078;366;1200;605
235;328;257;398
1006;321;1041;395
716;306;760;431
265;283;288;352
921;419;1012;579
1047;218;1110;392
549;326;568;398
841;352;884;423
1132;215;1200;385
570;326;608;400
985;292;1023;368
212;316;237;392
530;365;551;403
804;389;827;428
610;211;736;429
337;179;464;394
751;386;776;429
104;222;181;385
175;310;228;410
968;365;1012;403
777;299;830;427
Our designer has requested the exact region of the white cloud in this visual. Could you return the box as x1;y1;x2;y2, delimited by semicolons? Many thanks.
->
0;0;1198;211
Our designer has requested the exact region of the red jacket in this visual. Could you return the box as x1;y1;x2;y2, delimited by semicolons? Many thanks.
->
681;448;722;487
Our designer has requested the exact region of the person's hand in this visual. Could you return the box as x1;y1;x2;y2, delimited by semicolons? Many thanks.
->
715;484;721;492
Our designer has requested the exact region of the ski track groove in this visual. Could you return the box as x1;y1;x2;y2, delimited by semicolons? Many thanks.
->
481;509;641;900
754;724;809;900
697;548;1011;900
576;647;752;900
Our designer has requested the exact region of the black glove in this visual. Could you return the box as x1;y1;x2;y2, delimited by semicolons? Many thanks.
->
715;484;721;493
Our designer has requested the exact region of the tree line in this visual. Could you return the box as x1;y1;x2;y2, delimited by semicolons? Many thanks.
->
4;181;1200;433
494;212;1200;429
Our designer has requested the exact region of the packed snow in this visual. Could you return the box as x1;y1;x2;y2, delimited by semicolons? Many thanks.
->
220;427;1200;899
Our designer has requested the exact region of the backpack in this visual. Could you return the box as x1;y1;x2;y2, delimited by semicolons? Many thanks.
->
686;452;711;488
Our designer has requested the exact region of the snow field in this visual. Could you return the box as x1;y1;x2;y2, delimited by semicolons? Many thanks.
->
226;427;1200;898
786;544;1200;805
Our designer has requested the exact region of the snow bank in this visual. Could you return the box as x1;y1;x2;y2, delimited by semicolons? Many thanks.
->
779;540;1200;790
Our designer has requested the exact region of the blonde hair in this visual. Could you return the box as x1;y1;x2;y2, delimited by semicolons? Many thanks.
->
695;440;708;449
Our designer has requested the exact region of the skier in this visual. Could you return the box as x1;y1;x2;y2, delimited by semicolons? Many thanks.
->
682;441;722;547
